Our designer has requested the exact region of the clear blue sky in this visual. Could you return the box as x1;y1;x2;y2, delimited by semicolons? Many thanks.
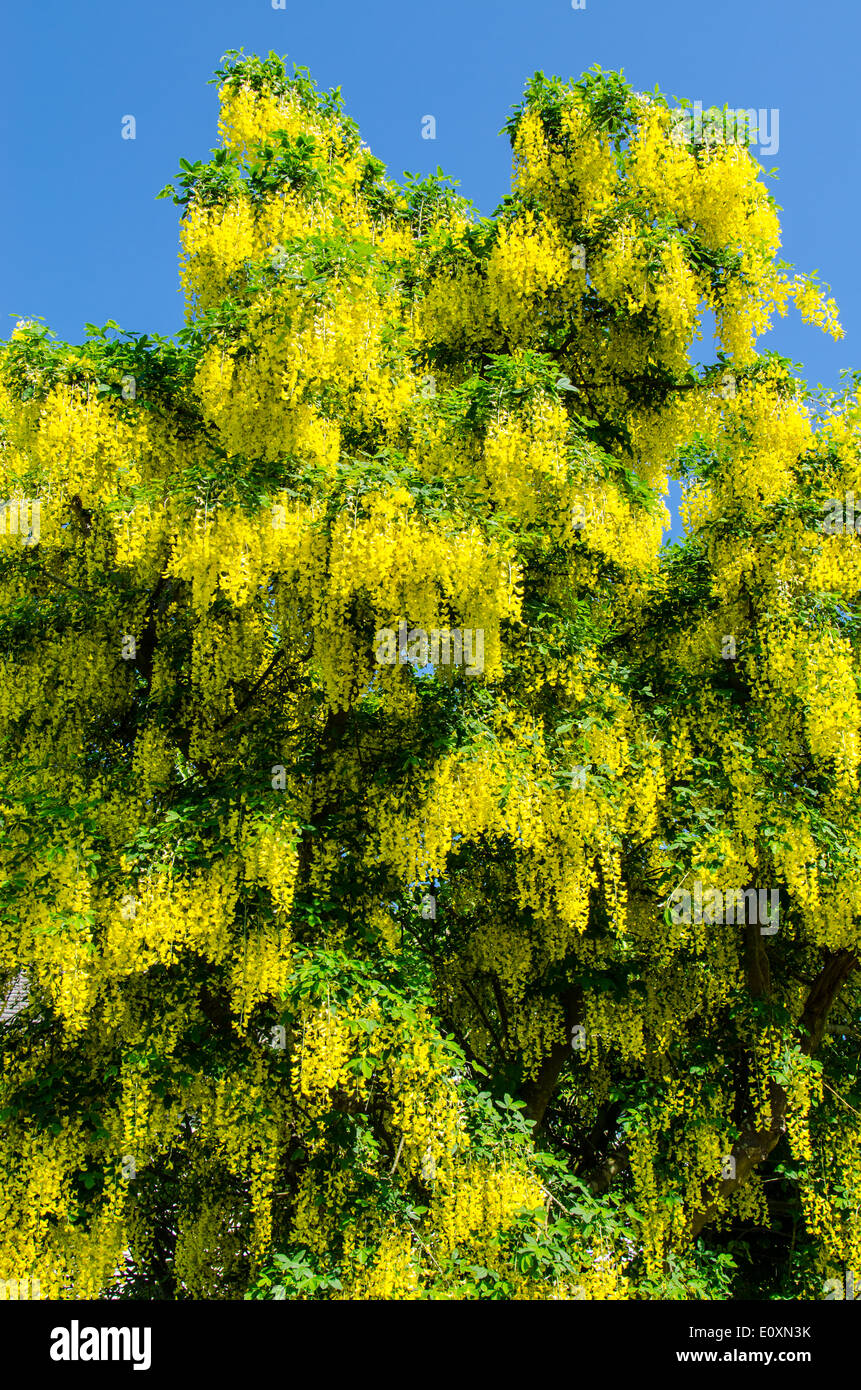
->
0;0;856;536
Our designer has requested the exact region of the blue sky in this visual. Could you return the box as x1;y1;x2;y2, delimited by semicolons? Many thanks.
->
1;0;856;537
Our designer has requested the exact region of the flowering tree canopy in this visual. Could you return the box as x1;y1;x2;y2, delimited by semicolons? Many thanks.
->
0;51;857;1301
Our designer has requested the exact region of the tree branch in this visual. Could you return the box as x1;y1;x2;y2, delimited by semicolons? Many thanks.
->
689;947;857;1237
216;650;286;731
520;986;582;1127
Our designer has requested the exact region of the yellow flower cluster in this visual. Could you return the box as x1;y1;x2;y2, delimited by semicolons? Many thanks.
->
106;859;239;976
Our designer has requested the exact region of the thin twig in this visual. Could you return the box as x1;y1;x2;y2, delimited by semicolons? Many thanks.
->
406;1215;444;1274
389;1132;406;1175
822;1078;861;1121
216;651;286;731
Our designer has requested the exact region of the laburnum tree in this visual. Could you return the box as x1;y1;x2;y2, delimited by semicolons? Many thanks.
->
1;50;859;1302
